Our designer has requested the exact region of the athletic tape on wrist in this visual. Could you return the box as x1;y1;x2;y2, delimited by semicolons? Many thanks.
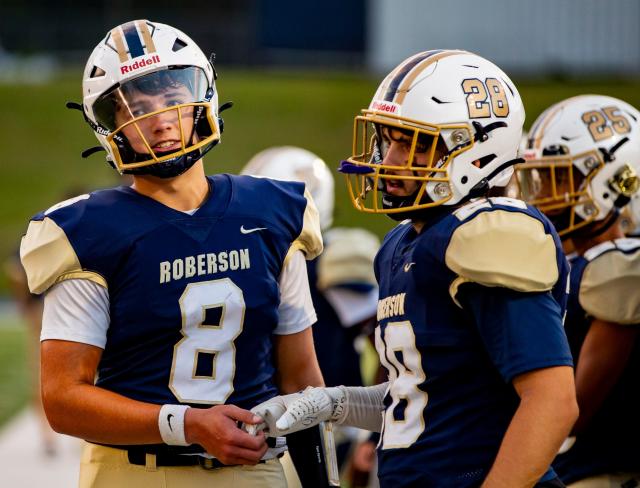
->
158;404;191;446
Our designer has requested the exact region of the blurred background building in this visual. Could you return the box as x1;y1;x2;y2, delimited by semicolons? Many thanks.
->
2;0;639;75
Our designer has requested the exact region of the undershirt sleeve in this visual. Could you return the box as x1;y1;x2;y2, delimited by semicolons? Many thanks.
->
274;250;317;335
41;278;110;348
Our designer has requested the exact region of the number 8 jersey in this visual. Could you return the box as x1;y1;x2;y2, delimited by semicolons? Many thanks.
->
20;174;322;410
373;197;573;487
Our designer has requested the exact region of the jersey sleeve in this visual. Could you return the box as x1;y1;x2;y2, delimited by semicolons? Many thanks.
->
284;188;323;266
20;217;107;295
446;209;559;305
579;242;640;325
458;283;573;382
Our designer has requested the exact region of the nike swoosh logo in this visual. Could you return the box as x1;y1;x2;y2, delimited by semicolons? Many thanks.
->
167;414;174;432
403;262;416;272
240;225;267;234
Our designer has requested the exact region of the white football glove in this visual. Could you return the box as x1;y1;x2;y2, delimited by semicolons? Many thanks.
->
275;387;345;435
248;391;304;436
272;383;388;436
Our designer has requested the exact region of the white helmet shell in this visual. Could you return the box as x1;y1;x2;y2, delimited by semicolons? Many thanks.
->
342;50;525;215
82;20;219;173
521;94;640;234
241;146;335;231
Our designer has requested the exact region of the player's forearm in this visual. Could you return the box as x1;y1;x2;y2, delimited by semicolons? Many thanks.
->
42;380;162;444
573;319;637;433
482;369;578;487
274;328;325;393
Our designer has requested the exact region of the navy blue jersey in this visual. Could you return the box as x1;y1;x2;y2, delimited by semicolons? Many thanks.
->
373;197;572;487
21;174;321;411
553;238;640;483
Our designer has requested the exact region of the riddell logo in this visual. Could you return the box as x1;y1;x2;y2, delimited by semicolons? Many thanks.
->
371;100;399;114
120;55;161;74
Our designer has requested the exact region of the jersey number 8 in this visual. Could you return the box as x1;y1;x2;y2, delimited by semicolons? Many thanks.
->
169;278;244;404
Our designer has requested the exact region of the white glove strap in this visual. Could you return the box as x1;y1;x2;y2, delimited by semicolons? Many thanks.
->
158;404;191;446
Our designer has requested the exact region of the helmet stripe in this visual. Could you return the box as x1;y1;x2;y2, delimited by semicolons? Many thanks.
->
136;20;156;54
121;21;145;59
530;95;590;150
382;50;444;102
395;50;464;105
110;28;129;63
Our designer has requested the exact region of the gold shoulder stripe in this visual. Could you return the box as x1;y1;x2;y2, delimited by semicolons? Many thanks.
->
284;188;323;267
579;246;640;324
20;218;107;294
445;210;558;293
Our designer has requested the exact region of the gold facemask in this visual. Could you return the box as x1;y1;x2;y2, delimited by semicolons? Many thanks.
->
340;110;474;214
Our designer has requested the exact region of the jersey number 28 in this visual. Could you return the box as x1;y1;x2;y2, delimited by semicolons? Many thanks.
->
375;321;428;449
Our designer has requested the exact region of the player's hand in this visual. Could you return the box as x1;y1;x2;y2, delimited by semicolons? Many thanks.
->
254;387;345;436
184;404;268;465
248;391;304;436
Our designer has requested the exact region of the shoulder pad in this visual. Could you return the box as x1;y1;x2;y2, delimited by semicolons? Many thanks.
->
20;217;107;295
579;238;640;324
317;227;379;290
446;208;559;293
284;188;323;265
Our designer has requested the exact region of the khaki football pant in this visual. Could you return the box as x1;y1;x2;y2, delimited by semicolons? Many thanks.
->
568;473;640;487
78;442;287;488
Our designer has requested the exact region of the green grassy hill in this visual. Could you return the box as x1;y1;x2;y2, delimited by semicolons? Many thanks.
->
2;69;640;292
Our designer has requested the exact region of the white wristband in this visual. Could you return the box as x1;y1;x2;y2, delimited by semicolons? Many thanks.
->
158;404;191;446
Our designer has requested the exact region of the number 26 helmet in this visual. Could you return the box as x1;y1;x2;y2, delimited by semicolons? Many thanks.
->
339;50;525;219
77;20;222;178
516;95;640;237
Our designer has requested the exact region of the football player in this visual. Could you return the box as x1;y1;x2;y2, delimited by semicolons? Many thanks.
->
19;20;324;488
516;95;640;486
250;50;578;487
241;147;380;487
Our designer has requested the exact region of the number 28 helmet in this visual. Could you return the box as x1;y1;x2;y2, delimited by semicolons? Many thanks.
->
78;20;222;178
339;50;525;219
516;95;640;237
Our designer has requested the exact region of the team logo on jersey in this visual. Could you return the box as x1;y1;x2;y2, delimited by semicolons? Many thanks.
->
240;225;267;234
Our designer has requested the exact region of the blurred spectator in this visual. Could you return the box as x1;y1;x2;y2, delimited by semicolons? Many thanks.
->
3;251;54;456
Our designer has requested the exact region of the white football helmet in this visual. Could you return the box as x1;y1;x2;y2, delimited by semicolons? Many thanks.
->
516;95;640;237
241;146;335;231
80;20;221;178
339;50;525;218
